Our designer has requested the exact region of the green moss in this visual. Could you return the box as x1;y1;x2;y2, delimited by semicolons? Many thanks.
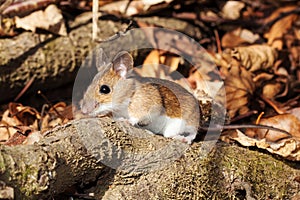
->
149;143;300;199
218;144;299;199
0;153;6;173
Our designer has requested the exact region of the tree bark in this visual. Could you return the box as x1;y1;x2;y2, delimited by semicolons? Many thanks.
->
0;117;299;199
0;14;126;103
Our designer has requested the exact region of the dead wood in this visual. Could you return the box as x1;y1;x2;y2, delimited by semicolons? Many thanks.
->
0;14;125;103
0;117;299;199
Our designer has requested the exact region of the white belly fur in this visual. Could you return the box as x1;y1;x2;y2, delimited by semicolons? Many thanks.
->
129;115;197;143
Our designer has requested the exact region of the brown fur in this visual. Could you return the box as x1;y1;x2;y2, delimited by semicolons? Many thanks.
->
82;51;199;130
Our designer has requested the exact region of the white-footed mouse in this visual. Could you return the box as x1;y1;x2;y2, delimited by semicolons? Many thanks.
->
81;50;200;144
81;50;290;144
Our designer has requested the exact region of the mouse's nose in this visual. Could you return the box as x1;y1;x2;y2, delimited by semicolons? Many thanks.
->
80;98;97;115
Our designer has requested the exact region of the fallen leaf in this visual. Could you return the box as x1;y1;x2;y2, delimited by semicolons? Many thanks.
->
2;0;55;17
100;0;143;16
1;109;23;127
223;65;255;118
2;125;34;145
15;4;67;36
135;50;194;92
262;82;283;99
135;50;163;78
0;102;72;144
221;28;260;48
287;107;300;120
264;6;298;50
187;68;223;100
253;72;274;83
230;44;278;72
0;123;11;142
139;23;209;68
221;114;300;161
8;102;40;127
40;102;73;132
221;1;245;20
100;0;174;16
245;114;300;141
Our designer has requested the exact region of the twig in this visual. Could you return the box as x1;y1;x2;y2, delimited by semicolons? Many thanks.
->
214;29;222;54
230;110;258;123
37;90;65;120
14;75;35;101
255;112;264;124
96;20;134;43
92;0;99;41
260;95;285;114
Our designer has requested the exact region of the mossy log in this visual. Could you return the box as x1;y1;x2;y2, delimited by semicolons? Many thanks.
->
0;117;299;199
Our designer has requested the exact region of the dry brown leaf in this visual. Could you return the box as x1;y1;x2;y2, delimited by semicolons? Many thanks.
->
224;65;255;118
8;102;40;127
40;114;50;133
40;102;73;132
100;0;173;16
0;123;11;142
135;50;220;103
245;114;300;142
221;114;300;161
220;1;245;20
287;107;300;120
49;102;67;116
163;54;181;73
135;50;194;92
4;125;34;146
228;129;300;161
15;4;67;36
285;29;300;69
139;23;223;99
0;17;17;37
135;50;163;78
262;82;283;99
4;131;27;146
47;102;73;123
289;46;300;69
230;44;278;72
0;108;37;144
138;23;209;70
252;72;274;83
100;0;143;16
1;110;21;127
264;6;298;50
221;28;260;48
187;68;223;101
0;102;71;143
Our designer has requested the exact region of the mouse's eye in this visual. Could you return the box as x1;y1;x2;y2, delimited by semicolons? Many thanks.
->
99;85;111;94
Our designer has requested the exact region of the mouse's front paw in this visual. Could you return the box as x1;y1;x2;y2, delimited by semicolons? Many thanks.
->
127;117;139;126
170;135;192;144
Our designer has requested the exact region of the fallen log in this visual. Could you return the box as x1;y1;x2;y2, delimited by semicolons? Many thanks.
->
0;13;127;103
0;117;299;199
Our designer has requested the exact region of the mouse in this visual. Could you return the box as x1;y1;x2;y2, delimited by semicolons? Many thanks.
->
81;50;200;144
81;50;290;144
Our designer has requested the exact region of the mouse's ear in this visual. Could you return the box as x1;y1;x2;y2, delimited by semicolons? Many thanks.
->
94;48;109;72
112;51;133;78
